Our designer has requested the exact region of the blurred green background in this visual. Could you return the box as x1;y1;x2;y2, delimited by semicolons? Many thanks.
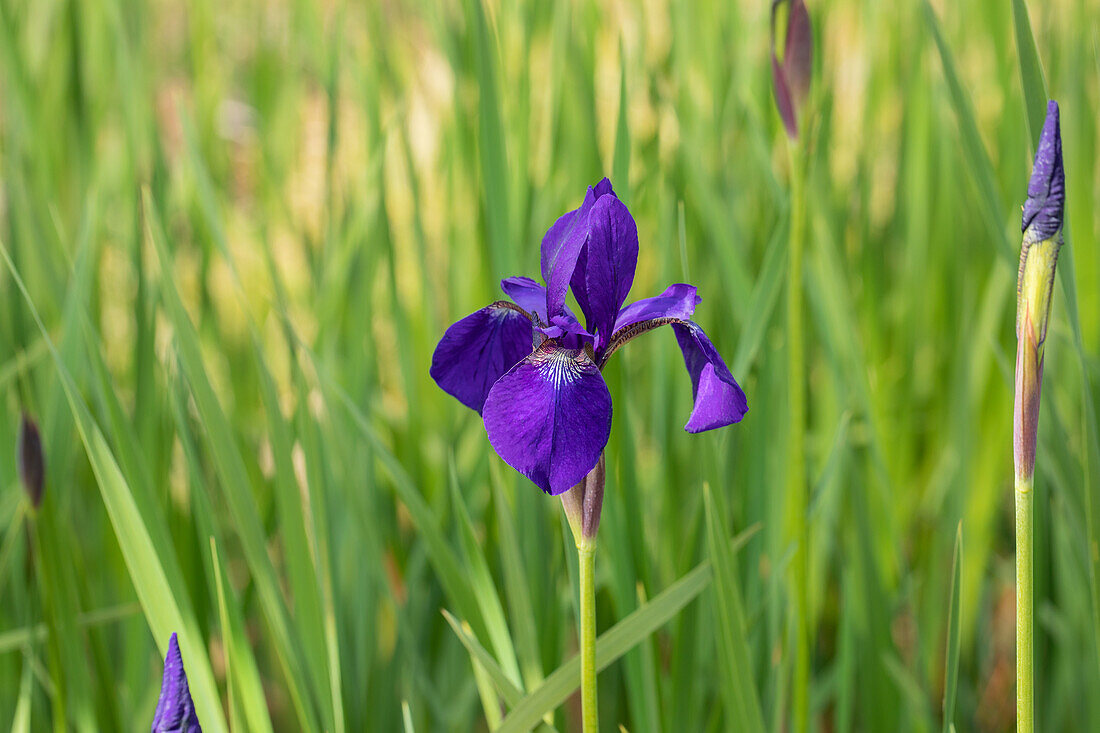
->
1;0;1098;730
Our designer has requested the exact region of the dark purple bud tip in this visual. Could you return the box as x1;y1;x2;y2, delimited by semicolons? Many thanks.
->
771;0;813;138
17;414;44;509
1022;100;1064;242
152;633;202;733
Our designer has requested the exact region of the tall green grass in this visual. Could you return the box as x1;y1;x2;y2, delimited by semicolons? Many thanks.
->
0;0;1098;730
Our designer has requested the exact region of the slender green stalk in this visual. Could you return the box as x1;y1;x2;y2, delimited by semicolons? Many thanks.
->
578;543;598;733
1015;477;1034;733
785;139;810;733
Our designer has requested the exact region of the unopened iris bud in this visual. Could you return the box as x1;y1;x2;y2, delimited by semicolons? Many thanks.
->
152;633;202;733
17;413;44;509
771;0;813;139
1014;100;1064;484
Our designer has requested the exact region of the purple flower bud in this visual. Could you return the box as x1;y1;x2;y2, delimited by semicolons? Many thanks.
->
1014;100;1065;485
771;0;813;138
1022;101;1065;243
152;633;202;733
17;414;44;509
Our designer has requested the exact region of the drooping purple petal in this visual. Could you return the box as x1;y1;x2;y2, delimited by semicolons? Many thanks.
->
483;342;612;495
578;194;639;346
1022;100;1064;242
541;178;615;320
152;633;202;733
430;304;534;414
672;322;748;433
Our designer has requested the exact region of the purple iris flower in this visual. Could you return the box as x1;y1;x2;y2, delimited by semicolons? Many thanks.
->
152;633;202;733
430;179;748;496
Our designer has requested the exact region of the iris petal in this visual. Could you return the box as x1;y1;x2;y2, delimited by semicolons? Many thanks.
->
483;342;612;495
152;633;202;733
580;194;639;347
673;322;748;433
430;304;534;413
501;276;549;324
612;284;699;338
541;178;615;320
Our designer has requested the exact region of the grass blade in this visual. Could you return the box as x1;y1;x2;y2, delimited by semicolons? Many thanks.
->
704;484;766;732
497;560;713;733
923;1;1013;262
942;524;963;733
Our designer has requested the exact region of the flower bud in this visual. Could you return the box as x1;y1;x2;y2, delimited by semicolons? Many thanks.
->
1014;101;1064;485
17;413;44;509
771;0;813;139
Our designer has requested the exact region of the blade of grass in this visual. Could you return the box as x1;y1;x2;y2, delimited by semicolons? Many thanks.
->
923;0;1014;262
490;466;545;692
497;557;714;733
704;484;766;732
447;458;524;687
942;524;963;733
0;604;140;655
210;537;275;733
1011;0;1049;146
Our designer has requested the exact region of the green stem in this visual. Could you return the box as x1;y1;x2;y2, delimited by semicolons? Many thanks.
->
786;140;809;733
1016;477;1034;733
578;543;598;732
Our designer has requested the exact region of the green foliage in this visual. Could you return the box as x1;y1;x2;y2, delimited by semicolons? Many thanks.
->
1;0;1099;730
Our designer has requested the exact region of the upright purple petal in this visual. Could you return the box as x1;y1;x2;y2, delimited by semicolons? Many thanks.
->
152;633;202;733
540;178;615;320
578;194;639;345
483;342;612;495
1022;100;1064;242
430;304;534;414
672;322;748;433
569;245;593;330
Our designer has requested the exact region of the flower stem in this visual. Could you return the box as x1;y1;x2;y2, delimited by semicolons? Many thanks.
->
578;542;598;732
785;139;810;733
1016;476;1034;733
